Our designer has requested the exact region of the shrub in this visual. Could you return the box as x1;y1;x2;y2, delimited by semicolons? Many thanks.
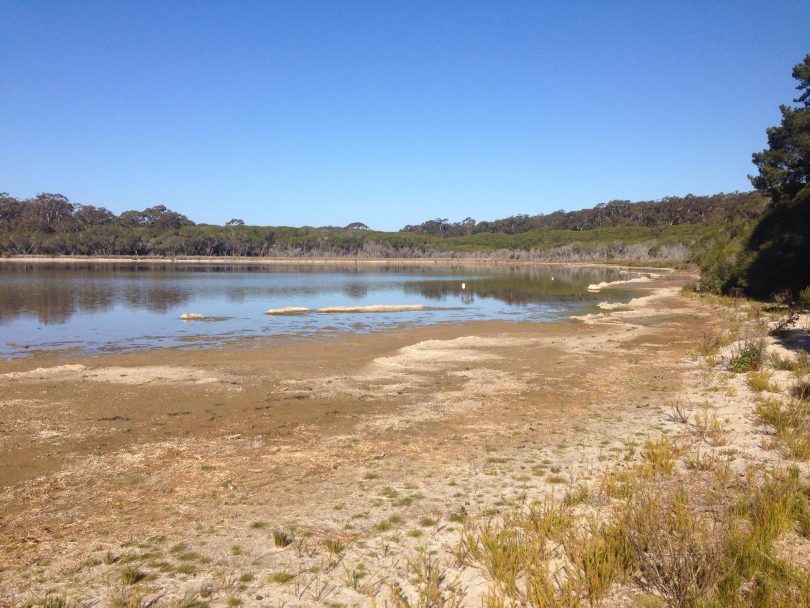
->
799;286;810;308
747;370;775;392
729;339;765;373
624;486;727;608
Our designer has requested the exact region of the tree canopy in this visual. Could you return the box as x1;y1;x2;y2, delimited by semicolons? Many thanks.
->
729;55;810;298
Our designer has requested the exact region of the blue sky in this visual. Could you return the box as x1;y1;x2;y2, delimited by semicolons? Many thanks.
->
1;1;808;230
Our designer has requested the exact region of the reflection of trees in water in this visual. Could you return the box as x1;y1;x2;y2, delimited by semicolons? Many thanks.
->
0;265;193;324
404;266;624;305
343;283;370;299
120;285;191;314
0;263;627;325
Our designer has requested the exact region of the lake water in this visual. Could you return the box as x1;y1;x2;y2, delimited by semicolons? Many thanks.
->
0;263;632;357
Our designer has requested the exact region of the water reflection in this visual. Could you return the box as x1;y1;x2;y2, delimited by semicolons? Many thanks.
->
0;263;624;326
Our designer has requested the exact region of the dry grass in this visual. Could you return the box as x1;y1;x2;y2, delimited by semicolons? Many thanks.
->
747;369;776;393
756;396;810;459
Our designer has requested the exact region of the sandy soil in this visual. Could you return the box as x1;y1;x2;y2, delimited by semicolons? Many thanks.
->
0;271;767;606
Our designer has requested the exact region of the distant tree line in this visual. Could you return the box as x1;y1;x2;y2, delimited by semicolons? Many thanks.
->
400;191;766;236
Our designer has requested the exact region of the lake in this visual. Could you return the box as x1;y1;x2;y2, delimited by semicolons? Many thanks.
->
0;262;631;357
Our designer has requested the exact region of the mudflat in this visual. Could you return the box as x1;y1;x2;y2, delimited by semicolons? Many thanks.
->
0;272;719;604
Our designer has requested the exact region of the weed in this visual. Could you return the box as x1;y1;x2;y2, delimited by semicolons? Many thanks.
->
109;590;148;608
323;538;344;555
748;369;776;392
624;485;727;608
791;377;810;401
756;396;810;459
694;407;728;446
26;595;78;608
729;339;765;373
392;548;464;608
270;572;295;583
121;565;146;585
169;593;208;608
176;563;196;575
249;520;267;529
669;400;693;424
641;436;683;474
562;520;633;607
273;530;293;547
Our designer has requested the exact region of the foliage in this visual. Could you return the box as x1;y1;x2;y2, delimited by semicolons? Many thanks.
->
0;191;758;262
729;339;765;373
727;54;810;298
402;192;762;236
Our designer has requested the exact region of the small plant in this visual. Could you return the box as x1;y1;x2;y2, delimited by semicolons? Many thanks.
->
449;512;467;523
562;521;633;607
769;351;802;371
323;538;344;554
273;530;293;547
109;590;148;608
747;369;775;392
170;593;208;608
392;547;464;608
790;377;810;401
697;334;722;360
694;407;728;446
249;520;267;529
798;285;810;308
669;400;693;424
270;571;295;583
756;396;810;459
121;565;146;585
729;339;765;373
642;436;682;474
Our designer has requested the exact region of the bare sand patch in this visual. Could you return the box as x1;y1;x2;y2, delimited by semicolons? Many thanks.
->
0;364;228;385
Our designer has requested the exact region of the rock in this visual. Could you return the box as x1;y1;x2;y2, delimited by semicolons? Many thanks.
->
179;313;206;320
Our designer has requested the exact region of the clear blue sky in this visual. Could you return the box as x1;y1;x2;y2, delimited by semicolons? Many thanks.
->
1;1;808;230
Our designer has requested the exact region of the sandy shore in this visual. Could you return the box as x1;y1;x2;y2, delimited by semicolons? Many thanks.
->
2;272;775;606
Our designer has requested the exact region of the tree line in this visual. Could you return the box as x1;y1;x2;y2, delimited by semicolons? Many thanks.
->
400;191;765;236
0;189;756;261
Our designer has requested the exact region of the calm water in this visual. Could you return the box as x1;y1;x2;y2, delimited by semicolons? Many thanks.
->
0;263;631;357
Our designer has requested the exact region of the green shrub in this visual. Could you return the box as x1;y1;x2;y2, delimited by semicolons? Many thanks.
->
729;340;765;373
